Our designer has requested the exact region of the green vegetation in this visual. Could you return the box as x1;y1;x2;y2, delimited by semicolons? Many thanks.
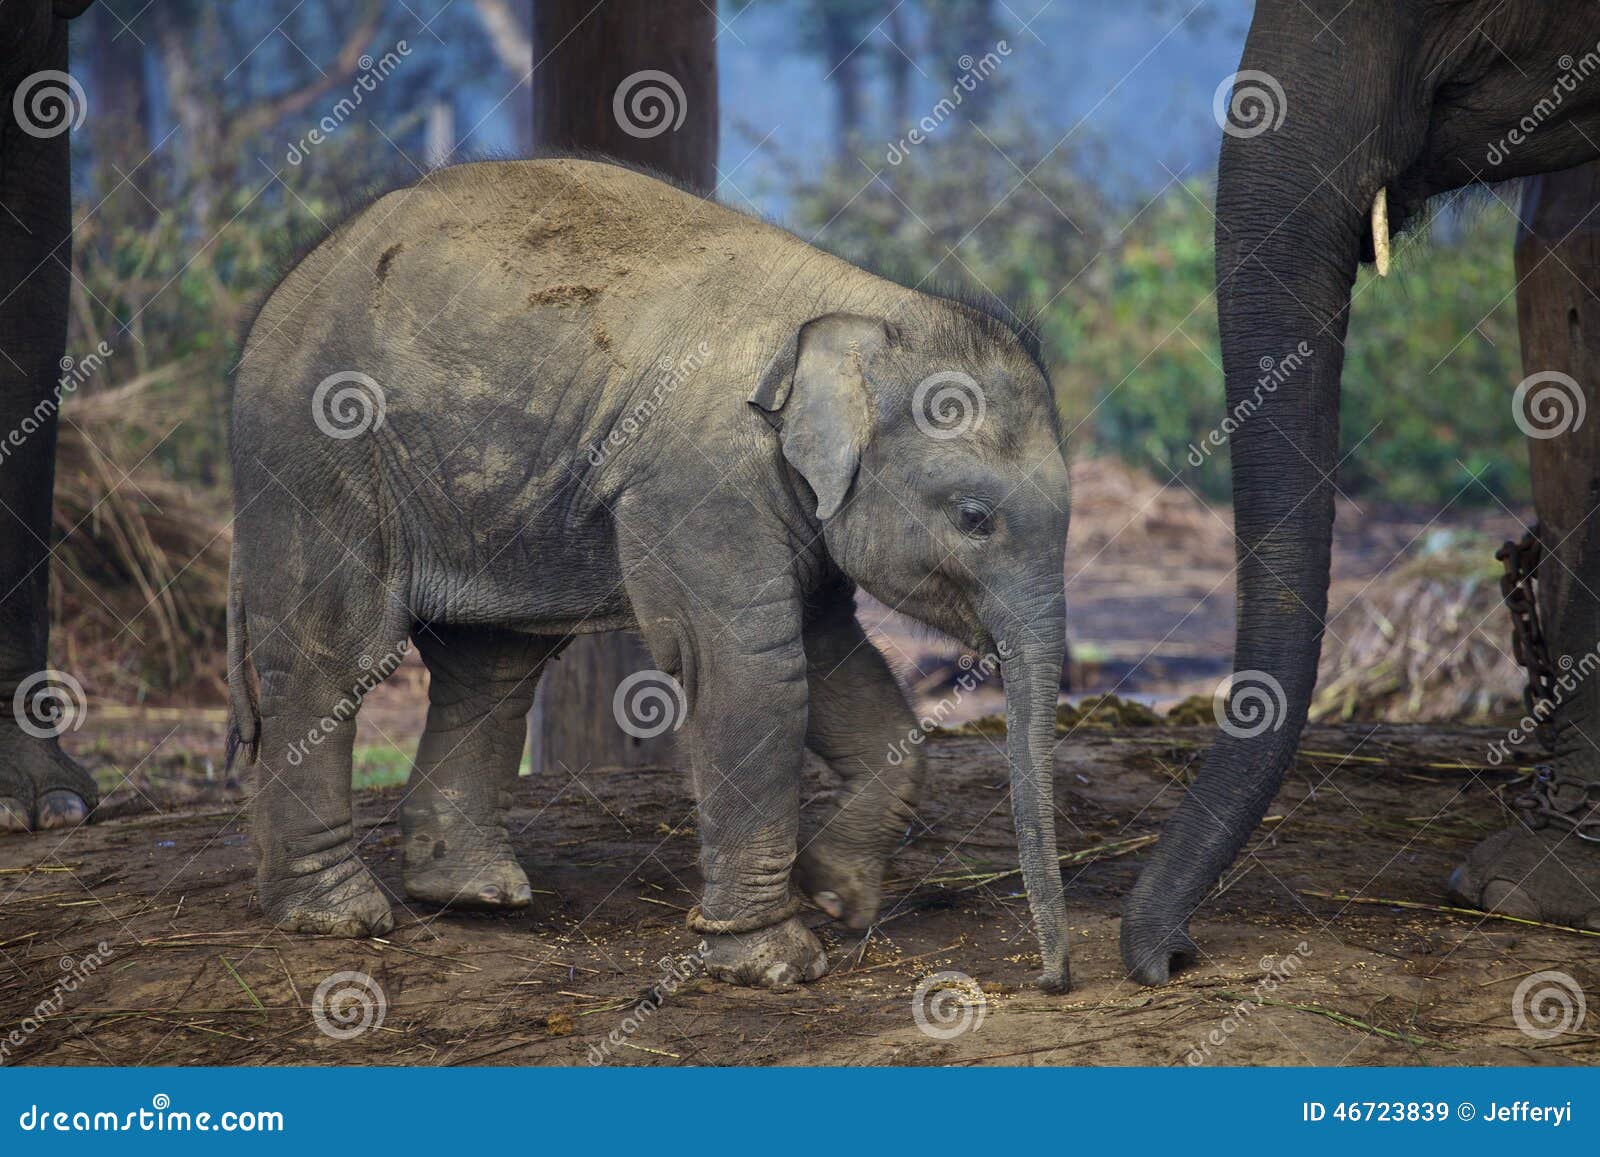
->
785;135;1529;508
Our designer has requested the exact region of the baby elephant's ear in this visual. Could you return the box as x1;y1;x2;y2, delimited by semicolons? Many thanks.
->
748;313;889;519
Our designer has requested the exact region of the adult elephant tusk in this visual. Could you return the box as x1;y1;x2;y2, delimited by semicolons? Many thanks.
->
1371;187;1391;277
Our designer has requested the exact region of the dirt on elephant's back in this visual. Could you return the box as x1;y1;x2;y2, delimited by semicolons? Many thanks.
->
0;722;1594;1067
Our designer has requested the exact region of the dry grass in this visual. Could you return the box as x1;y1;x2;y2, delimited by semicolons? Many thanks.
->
1314;533;1521;724
49;368;231;706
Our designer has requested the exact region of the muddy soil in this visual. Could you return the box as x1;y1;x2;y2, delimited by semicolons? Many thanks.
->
2;711;1595;1067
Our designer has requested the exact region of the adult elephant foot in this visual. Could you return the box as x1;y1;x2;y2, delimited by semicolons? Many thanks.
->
701;916;828;989
0;726;98;835
1448;807;1600;931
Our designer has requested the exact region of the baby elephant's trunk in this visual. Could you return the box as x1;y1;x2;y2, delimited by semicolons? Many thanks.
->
989;587;1071;991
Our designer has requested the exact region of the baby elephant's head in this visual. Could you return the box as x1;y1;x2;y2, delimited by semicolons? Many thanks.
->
749;305;1073;990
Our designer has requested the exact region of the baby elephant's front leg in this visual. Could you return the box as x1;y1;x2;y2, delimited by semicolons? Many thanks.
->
679;634;827;989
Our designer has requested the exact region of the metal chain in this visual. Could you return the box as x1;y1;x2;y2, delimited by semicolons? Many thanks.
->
1497;527;1559;751
1497;526;1600;842
1514;765;1600;843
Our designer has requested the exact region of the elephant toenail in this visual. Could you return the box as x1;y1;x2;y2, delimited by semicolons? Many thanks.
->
813;890;843;919
479;885;503;903
764;962;800;988
34;790;87;830
0;798;30;833
1481;880;1539;919
510;883;533;905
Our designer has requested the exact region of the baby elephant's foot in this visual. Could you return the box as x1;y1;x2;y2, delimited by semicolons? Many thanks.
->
402;810;531;910
795;841;884;929
261;858;394;937
405;851;532;911
703;917;829;989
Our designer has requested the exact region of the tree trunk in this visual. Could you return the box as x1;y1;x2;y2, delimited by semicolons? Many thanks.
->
86;3;153;229
819;5;862;167
924;0;1001;126
152;3;223;227
530;0;716;188
884;4;911;132
527;0;717;775
472;0;534;153
1515;163;1600;685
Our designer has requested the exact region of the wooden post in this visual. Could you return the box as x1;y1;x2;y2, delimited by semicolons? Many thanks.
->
526;0;718;775
1514;162;1600;646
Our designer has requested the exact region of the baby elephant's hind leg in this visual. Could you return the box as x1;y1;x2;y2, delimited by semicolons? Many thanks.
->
403;626;555;910
795;595;925;929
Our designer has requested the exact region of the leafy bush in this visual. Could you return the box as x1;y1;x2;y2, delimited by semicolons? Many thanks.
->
784;137;1531;508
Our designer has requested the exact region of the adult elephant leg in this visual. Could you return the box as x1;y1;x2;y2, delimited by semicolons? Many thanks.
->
1448;164;1600;930
793;582;924;930
0;6;97;835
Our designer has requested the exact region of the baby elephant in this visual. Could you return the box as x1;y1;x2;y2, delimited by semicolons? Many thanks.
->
228;158;1073;990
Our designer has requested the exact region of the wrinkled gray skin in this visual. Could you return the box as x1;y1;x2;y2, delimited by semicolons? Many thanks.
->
1124;1;1600;985
229;158;1073;991
0;0;100;837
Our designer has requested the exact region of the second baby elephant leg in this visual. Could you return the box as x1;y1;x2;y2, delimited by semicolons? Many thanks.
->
795;589;924;929
404;626;557;910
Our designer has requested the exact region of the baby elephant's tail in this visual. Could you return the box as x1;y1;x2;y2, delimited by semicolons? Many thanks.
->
225;550;260;771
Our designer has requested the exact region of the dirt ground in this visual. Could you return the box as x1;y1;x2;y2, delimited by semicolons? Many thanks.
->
2;706;1596;1067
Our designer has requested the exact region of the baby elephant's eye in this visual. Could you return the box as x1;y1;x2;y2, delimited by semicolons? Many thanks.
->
951;501;994;538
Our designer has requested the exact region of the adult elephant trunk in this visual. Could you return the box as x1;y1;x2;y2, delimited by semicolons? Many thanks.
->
990;583;1071;992
1121;15;1418;984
